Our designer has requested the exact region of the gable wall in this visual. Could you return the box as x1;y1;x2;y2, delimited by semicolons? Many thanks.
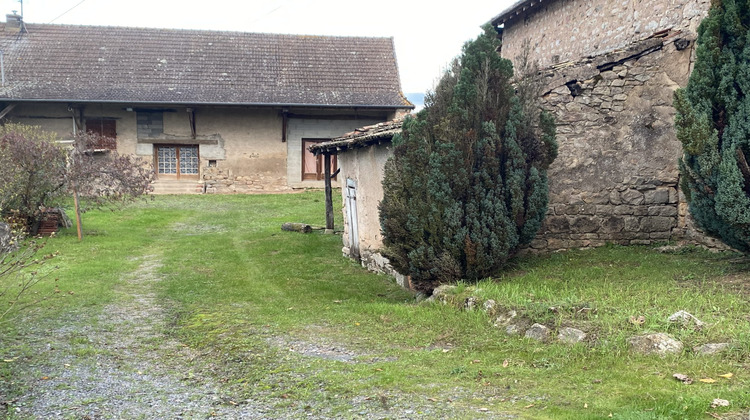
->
501;0;709;68
498;0;729;251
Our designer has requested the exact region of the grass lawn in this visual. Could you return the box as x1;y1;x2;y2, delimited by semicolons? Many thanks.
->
1;191;749;419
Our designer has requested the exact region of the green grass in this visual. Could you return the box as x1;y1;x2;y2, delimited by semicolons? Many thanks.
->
2;192;749;419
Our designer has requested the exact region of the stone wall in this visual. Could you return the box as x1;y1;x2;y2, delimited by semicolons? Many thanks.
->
202;166;291;194
500;0;709;69
524;32;720;251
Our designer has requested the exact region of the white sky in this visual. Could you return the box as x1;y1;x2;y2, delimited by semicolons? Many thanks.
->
1;0;514;94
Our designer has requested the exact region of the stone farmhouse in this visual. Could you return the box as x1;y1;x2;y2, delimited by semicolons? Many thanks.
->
314;0;725;278
0;14;412;194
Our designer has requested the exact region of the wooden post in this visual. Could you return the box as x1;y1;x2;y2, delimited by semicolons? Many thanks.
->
324;153;334;230
72;183;83;241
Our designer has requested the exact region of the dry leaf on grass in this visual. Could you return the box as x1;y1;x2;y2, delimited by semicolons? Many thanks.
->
502;359;509;368
629;315;645;325
699;378;717;384
718;373;733;379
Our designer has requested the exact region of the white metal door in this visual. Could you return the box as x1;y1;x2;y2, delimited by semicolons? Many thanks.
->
345;179;360;260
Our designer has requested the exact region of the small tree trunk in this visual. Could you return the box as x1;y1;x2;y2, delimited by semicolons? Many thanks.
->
72;183;83;241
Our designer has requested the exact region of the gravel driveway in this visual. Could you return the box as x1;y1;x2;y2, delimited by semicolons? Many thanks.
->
2;254;505;419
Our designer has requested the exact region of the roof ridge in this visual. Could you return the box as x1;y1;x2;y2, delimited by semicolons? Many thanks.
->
12;22;395;41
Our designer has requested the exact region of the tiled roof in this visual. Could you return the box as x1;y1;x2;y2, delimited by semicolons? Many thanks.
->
309;117;403;155
0;22;412;108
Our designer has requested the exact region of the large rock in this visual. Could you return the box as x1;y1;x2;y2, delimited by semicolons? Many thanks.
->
693;342;730;355
668;310;705;328
525;323;551;342
627;333;683;356
558;327;587;344
427;285;457;304
493;310;517;328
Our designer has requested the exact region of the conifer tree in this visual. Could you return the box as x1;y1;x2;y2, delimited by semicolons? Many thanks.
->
379;26;557;292
674;0;750;251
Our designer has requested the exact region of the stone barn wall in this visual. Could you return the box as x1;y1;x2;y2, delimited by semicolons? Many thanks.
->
499;0;710;69
494;0;728;251
529;35;691;251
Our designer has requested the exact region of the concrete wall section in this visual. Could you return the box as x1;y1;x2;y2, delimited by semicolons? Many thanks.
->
501;0;709;68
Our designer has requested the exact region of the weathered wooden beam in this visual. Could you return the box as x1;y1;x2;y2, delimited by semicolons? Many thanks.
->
281;222;312;233
0;103;16;120
324;153;334;230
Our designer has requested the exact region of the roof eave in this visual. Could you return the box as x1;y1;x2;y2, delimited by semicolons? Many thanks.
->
0;98;414;109
488;0;549;27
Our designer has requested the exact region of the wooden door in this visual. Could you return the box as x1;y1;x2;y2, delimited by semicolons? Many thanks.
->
155;145;199;180
345;178;360;260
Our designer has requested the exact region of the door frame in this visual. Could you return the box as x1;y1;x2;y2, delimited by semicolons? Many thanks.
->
345;178;360;260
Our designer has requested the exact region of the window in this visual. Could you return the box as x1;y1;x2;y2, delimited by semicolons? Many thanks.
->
155;145;200;180
137;111;164;138
302;139;336;181
85;118;117;149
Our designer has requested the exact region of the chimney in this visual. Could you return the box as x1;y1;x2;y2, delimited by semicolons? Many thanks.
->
5;13;22;33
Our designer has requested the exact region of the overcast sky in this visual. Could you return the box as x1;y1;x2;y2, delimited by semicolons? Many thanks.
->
1;0;514;94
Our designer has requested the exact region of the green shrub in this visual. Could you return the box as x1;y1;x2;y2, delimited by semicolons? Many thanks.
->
379;26;557;292
674;0;750;251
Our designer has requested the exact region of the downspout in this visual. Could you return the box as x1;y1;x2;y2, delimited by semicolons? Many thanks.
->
1;50;5;87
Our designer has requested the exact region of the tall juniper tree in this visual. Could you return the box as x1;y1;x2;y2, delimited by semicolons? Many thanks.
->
379;26;557;292
674;0;750;251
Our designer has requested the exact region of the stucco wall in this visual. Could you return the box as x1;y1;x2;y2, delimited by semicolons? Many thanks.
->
337;142;409;288
338;143;392;255
501;0;709;68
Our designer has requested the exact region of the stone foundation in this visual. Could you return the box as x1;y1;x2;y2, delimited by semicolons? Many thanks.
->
202;166;292;194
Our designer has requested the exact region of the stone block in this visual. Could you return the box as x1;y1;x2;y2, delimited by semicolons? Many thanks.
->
544;216;571;233
577;204;598;215
600;216;626;233
555;204;578;215
610;78;626;87
648;206;678;217
601;70;619;80
613;205;635;215
609;190;622;205
529;239;548;249
621;189;645;205
669;187;679;204
633;206;649;216
546;238;570;250
571;216;600;233
624;216;640;231
649;231;672;239
644;189;670;204
596;205;615;215
640;216;677;233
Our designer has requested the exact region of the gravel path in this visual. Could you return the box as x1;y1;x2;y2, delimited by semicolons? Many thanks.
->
3;253;511;419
